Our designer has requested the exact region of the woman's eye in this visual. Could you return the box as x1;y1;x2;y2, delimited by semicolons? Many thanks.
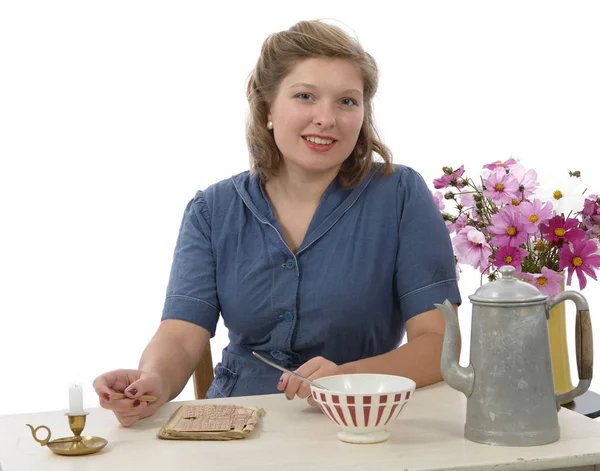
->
295;93;312;101
340;98;358;106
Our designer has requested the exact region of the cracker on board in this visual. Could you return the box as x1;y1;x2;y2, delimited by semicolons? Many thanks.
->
157;403;266;441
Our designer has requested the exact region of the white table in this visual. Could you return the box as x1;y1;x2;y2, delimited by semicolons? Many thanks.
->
2;382;600;471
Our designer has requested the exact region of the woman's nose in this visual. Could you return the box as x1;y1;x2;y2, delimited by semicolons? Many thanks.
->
312;103;336;129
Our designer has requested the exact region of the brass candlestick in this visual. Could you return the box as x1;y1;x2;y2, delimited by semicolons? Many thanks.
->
26;412;108;456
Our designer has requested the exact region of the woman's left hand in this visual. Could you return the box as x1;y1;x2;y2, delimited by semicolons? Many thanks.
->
277;356;346;405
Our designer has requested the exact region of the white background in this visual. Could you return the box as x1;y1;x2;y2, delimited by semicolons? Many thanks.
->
1;0;599;416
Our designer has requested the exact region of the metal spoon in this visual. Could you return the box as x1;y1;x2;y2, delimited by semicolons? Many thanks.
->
252;351;329;390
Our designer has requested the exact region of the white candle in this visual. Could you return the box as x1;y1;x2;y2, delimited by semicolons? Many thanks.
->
68;382;85;415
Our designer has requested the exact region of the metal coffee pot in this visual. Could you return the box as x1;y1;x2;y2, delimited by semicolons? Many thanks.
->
437;265;593;446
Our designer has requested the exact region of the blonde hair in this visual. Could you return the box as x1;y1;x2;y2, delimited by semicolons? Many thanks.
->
246;20;393;189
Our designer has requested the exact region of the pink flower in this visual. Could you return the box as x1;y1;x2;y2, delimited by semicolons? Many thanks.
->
431;191;445;210
530;267;564;298
540;215;586;244
493;245;529;269
559;239;600;290
455;214;468;234
587;226;600;238
482;158;518;171
489;206;528;247
452;226;492;272
459;192;475;207
580;195;600;232
445;220;456;234
519;199;553;234
510;164;539;199
433;165;465;189
584;215;600;230
483;169;519;204
581;194;599;217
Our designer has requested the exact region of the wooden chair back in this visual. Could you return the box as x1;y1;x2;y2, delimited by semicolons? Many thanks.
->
192;342;215;399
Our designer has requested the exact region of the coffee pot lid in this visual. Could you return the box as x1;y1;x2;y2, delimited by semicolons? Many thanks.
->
468;265;547;304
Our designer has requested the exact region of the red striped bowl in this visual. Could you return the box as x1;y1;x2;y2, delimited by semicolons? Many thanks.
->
310;374;415;444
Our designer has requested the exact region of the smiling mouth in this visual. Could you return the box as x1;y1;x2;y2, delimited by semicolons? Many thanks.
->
302;136;336;145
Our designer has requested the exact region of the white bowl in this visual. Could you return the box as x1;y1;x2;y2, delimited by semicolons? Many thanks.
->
310;374;416;444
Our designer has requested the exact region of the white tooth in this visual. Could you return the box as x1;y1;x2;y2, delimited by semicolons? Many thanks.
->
305;136;333;144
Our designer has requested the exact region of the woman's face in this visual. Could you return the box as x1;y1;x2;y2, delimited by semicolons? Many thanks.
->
268;57;365;177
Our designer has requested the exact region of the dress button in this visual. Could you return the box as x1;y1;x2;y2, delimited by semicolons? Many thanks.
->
283;311;294;321
284;259;295;269
271;350;291;361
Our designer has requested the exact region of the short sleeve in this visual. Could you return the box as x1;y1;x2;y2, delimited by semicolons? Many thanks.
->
394;167;461;321
161;191;220;337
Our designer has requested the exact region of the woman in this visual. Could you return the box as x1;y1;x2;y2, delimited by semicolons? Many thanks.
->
93;19;461;427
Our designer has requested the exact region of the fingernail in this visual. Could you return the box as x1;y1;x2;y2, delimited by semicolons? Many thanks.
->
126;388;138;396
278;377;284;383
103;393;110;401
133;399;141;407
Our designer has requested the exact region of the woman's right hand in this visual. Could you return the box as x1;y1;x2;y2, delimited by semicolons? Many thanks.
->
92;369;169;427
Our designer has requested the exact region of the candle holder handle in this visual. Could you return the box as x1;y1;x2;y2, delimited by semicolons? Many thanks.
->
26;424;52;446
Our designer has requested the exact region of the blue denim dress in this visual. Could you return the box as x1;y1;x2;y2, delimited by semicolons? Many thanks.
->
161;164;461;398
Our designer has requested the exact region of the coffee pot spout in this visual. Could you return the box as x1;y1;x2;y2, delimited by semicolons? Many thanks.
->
435;299;474;397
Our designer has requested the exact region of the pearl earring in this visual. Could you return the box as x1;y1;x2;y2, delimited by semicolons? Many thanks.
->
266;121;273;130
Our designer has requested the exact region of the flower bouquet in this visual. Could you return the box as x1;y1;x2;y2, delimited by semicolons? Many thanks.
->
431;158;600;298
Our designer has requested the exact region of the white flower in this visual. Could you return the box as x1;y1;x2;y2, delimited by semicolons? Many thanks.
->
535;172;586;217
